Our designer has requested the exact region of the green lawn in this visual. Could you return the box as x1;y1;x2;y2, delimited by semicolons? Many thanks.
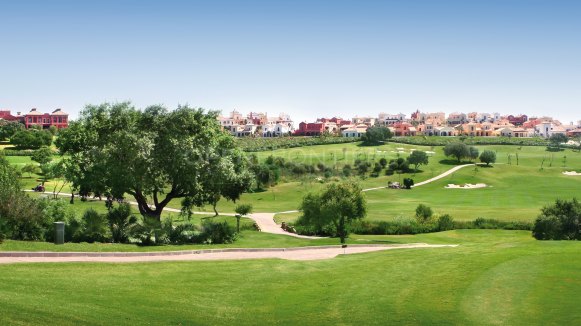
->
0;230;579;325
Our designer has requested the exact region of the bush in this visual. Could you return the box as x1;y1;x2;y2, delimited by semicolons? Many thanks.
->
437;214;455;231
415;204;433;222
2;194;45;240
107;203;138;243
198;221;237;244
346;216;531;236
403;178;414;189
532;199;581;240
38;198;73;242
162;219;195;244
131;216;164;245
379;158;388;167
342;165;352;177
10;130;52;149
80;208;108;243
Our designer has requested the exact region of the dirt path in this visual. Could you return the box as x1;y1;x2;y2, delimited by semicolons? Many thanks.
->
0;243;458;264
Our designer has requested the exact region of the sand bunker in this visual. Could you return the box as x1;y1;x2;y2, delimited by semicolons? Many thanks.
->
563;171;581;176
445;183;487;189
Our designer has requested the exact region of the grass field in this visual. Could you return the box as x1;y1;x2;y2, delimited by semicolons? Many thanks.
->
0;230;579;325
201;143;581;222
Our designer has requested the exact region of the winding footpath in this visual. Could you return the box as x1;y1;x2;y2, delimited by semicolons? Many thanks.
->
362;163;477;191
0;243;458;264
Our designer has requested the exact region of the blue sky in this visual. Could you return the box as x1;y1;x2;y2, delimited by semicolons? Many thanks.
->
1;0;580;123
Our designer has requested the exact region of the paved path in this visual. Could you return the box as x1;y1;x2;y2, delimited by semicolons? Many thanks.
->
250;213;324;239
360;163;478;192
0;243;458;264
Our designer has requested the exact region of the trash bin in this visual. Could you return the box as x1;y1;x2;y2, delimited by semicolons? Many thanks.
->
54;222;65;245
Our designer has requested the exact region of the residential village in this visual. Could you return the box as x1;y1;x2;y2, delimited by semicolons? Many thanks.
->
0;108;69;129
219;109;581;139
2;107;580;140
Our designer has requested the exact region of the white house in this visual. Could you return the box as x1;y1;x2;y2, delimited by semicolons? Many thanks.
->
535;121;553;138
342;125;367;138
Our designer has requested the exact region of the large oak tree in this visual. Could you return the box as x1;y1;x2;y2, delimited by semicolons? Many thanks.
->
56;102;253;221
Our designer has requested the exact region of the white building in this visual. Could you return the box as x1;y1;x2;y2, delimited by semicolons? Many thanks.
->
342;125;367;138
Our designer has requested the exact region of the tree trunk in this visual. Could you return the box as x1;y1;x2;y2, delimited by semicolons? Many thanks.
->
338;216;346;244
236;216;241;233
70;193;74;204
213;202;219;216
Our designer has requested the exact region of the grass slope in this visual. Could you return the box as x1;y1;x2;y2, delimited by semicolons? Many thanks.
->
0;230;579;325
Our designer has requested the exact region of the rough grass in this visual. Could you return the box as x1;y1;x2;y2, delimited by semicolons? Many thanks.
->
0;230;579;325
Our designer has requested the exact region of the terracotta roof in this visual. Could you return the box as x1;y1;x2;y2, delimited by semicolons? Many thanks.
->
26;108;44;116
51;108;68;116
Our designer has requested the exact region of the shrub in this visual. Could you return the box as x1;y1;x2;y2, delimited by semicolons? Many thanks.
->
437;214;454;231
10;130;52;149
65;215;83;242
532;199;581;240
198;221;237;244
403;178;414;189
131;216;164;245
415;204;433;222
162;219;195;244
342;165;352;177
80;208;108;243
38;198;74;242
379;158;388;167
2;194;45;240
107;203;137;243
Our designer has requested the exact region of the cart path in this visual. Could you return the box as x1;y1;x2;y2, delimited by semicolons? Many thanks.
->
0;243;458;264
361;163;477;192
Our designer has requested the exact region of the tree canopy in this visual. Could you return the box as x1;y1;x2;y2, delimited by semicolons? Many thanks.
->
407;150;429;172
443;142;478;162
298;181;366;243
56;102;253;221
549;133;568;149
361;126;393;145
31;146;54;165
479;150;496;166
533;199;581;240
0;121;24;141
10;129;52;149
